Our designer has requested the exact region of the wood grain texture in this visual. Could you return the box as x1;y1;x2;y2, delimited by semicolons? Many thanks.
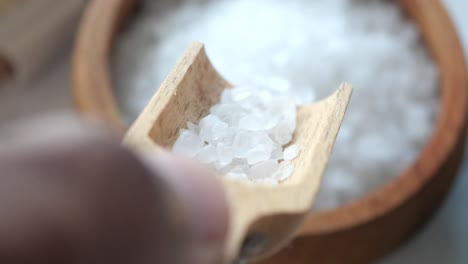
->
123;42;352;262
72;0;468;263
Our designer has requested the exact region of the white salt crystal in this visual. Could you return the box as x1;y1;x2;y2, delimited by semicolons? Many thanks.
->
226;166;250;181
239;115;264;131
221;86;254;104
269;120;294;146
172;129;205;158
222;127;237;145
231;86;252;102
186;121;199;134
232;131;256;158
249;160;279;181
232;131;274;158
221;160;248;174
271;144;284;160
226;172;249;181
283;144;300;161
239;113;279;131
273;161;295;182
251;133;275;159
199;115;229;144
246;147;272;165
196;145;217;164
216;142;234;166
210;104;245;127
172;85;297;185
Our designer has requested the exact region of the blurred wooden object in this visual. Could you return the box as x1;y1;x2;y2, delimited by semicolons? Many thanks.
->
0;0;84;84
73;0;468;263
73;0;137;131
0;0;20;15
0;0;17;82
0;56;12;81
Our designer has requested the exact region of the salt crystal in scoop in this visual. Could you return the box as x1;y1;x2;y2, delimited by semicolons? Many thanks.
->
249;160;280;182
171;85;299;185
273;161;295;182
199;115;229;144
196;145;217;164
226;166;250;181
217;142;234;166
283;144;300;161
186;121;199;134
173;129;205;158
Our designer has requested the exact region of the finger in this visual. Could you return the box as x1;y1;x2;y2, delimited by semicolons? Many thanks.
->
0;116;175;264
140;152;229;264
0;115;224;264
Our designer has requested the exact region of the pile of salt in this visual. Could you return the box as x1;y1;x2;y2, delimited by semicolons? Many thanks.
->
173;85;300;184
114;0;439;210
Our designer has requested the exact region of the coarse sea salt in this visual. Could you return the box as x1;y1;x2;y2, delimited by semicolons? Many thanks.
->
172;85;300;184
114;0;439;211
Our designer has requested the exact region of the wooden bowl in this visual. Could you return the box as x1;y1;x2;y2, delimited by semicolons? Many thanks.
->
73;0;468;263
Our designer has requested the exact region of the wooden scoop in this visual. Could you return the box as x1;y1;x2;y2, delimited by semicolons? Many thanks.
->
123;42;352;263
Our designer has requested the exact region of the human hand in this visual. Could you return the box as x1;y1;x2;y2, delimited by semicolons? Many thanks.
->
0;115;228;264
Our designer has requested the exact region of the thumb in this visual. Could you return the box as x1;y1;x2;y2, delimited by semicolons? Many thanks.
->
140;151;229;264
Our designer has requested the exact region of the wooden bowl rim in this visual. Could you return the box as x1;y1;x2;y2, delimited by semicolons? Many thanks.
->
300;0;468;235
73;0;468;237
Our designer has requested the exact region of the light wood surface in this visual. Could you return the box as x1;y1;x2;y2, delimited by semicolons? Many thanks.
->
124;42;352;263
73;0;468;263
